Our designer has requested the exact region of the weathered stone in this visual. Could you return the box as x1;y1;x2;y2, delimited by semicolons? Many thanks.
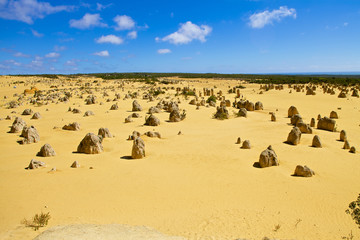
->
83;110;94;117
255;101;263;110
38;144;56;157
71;161;80;168
72;108;81;114
287;127;301;145
291;114;303;126
310;118;315;127
148;106;161;114
241;140;251;149
62;122;80;131
10;117;26;133
271;112;276;122
144;131;161;138
145;114;160;126
259;145;279;168
340;130;347;141
237;108;247;118
350;146;356;153
110;103;118;110
338;91;347;98
288;106;299;118
169;109;186;122
98;128;113;138
343;140;350;149
317;117;336;131
125;116;133;123
21;126;40;144
297;122;312;134
22;109;33;115
77;133;103;154
294;165;315;177
31;112;41;119
236;137;241;144
27;159;46;169
330;111;338;119
131;137;145;159
312;135;322;148
132;100;142;111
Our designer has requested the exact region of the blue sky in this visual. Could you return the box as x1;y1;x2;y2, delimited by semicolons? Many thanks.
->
0;0;359;74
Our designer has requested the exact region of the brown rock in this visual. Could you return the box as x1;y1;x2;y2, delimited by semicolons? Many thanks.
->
294;165;315;177
259;145;279;168
77;133;103;154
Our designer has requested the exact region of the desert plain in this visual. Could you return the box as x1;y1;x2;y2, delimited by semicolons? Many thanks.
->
0;75;359;240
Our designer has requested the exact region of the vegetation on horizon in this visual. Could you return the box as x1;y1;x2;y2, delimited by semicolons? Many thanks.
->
6;72;360;86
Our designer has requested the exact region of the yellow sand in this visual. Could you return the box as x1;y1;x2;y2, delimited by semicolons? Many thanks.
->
0;76;359;240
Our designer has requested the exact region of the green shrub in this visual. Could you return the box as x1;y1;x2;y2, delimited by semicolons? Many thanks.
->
206;95;217;103
21;212;51;231
346;193;360;228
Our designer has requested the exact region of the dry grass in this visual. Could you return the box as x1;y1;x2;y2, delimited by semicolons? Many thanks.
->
21;212;51;231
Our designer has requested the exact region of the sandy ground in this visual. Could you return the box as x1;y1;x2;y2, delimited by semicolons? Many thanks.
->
0;75;359;240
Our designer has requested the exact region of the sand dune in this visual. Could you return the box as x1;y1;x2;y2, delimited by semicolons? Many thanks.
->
0;76;359;240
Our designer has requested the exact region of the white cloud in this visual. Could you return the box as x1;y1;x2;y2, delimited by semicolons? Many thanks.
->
54;45;66;51
96;34;124;45
14;52;29;57
93;50;109;57
344;22;349;27
65;60;77;66
45;52;60;58
5;59;21;66
70;13;107;29
157;49;171;54
0;0;73;24
31;29;43;37
249;6;296;29
157;21;212;45
96;3;112;11
127;31;137;39
113;15;135;30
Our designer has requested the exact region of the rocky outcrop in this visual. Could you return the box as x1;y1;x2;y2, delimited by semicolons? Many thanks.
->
131;137;145;159
77;133;103;154
294;165;315;177
286;127;301;145
169;109;186;122
288;106;299;118
37;144;56;157
21;126;40;144
132;100;142;111
317;117;336;131
63;122;80;131
145;114;160;126
98;128;113;138
312;135;322;148
259;145;279;168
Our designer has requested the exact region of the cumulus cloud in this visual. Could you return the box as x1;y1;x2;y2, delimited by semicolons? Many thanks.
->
96;34;124;45
45;52;60;58
93;50;109;57
70;13;107;29
157;21;212;45
31;29;43;37
157;49;171;54
127;31;137;39
249;6;296;29
0;0;73;24
114;15;135;30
